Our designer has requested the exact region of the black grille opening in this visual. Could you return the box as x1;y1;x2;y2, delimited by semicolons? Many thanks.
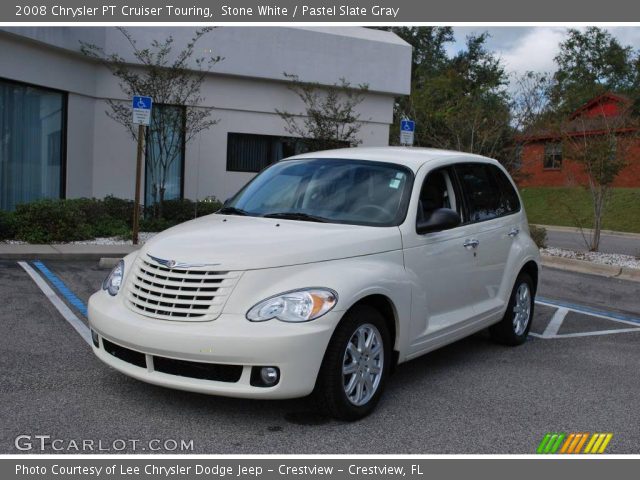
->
103;339;146;368
153;356;242;383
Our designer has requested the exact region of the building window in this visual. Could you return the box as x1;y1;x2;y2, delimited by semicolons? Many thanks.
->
226;133;307;173
145;105;185;207
513;144;523;170
0;78;65;211
543;142;562;170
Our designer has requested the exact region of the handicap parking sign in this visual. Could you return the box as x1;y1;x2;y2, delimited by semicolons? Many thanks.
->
132;95;153;125
400;119;415;145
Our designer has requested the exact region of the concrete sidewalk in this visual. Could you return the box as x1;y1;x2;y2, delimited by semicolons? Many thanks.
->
534;224;640;239
534;224;640;256
0;243;139;260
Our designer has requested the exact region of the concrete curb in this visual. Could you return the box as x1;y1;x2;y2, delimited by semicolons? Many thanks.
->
0;244;139;261
542;254;640;283
533;224;640;239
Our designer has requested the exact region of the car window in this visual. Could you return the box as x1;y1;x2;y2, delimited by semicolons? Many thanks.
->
490;165;521;215
224;158;414;227
417;168;460;224
455;163;504;223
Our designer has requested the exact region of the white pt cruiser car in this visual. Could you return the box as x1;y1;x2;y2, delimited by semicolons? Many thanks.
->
89;147;540;420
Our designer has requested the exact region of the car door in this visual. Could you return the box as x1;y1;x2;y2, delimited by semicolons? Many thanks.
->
453;162;521;318
401;165;481;353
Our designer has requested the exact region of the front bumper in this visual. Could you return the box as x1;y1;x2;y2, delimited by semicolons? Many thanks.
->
88;291;339;399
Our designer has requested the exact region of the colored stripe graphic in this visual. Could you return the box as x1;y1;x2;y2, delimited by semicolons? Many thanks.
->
539;433;613;454
537;433;566;454
33;261;88;317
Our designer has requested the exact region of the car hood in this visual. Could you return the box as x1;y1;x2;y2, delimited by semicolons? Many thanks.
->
138;214;402;271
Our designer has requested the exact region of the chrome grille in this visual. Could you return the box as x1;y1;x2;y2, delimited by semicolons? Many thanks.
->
125;256;240;321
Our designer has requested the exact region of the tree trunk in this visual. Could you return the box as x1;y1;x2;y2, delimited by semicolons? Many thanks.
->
590;186;604;252
158;187;166;220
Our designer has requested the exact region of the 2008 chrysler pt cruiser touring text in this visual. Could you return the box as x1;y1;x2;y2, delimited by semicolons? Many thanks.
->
89;147;540;420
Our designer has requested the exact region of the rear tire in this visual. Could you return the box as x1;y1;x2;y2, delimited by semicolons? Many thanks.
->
313;305;391;421
490;272;535;346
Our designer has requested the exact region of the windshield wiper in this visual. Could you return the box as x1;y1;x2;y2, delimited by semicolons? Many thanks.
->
217;206;249;216
262;212;329;223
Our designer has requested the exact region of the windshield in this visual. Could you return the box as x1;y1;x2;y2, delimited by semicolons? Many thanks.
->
221;158;414;226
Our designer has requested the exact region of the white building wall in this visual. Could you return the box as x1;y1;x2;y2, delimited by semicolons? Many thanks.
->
0;27;410;204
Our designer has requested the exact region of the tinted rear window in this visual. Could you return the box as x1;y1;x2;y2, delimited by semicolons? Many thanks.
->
490;165;521;215
456;163;519;223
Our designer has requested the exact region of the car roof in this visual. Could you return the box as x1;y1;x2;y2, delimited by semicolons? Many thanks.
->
286;146;496;172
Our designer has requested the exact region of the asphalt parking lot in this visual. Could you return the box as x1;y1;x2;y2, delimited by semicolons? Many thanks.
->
1;259;639;454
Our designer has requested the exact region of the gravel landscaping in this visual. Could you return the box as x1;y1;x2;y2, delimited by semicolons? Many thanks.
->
542;247;640;270
1;232;158;246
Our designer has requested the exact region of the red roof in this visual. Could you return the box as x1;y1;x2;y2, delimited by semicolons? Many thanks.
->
518;92;636;142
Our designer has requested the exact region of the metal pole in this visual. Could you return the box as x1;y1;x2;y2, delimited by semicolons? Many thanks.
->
132;124;145;245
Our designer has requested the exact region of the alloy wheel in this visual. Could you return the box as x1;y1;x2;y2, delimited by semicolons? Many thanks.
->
342;323;384;406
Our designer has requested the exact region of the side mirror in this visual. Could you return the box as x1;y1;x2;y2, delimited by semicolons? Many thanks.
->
416;208;461;235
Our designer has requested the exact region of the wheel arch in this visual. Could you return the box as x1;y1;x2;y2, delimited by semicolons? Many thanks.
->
519;260;539;294
343;294;400;369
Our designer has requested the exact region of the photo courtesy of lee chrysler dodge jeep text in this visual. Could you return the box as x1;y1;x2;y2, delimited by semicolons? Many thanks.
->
89;147;540;420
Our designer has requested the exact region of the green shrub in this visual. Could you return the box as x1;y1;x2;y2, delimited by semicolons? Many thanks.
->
14;199;93;243
102;196;134;227
140;217;173;233
0;210;17;240
144;197;223;229
8;195;224;243
195;197;223;217
529;224;547;249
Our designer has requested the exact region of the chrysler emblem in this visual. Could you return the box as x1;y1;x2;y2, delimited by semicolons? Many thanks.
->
147;254;220;269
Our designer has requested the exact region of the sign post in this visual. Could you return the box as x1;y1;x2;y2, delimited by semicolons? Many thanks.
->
131;96;153;245
399;119;415;146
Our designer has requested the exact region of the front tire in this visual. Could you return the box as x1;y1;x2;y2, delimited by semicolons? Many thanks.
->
313;305;391;421
490;272;535;346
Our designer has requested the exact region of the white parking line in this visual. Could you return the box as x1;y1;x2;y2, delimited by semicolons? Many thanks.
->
542;307;569;338
533;299;640;339
550;328;640;338
18;261;92;346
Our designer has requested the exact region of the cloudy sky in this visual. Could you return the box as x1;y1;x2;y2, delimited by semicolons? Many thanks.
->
447;27;640;78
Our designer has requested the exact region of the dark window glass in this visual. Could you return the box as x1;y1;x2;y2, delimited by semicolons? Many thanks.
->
226;133;307;173
0;78;65;211
224;159;413;227
145;105;185;206
417;168;460;224
514;144;523;170
490;165;520;215
543;142;562;169
456;163;503;222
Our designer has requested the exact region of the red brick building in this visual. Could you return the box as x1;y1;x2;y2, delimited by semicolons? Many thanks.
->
517;93;640;188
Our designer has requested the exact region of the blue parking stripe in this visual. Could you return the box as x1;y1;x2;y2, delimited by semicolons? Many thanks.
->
537;296;640;325
32;261;88;318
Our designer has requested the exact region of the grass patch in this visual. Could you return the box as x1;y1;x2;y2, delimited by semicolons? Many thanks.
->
520;187;640;233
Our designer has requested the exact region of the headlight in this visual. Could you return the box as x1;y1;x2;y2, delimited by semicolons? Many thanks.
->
247;288;338;322
102;260;124;296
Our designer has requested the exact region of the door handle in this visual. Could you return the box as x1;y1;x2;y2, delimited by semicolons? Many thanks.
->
463;239;479;249
508;227;520;237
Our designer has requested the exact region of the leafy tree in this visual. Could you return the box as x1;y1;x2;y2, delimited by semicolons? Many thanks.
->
559;104;638;251
377;27;455;144
276;74;368;151
549;27;640;250
552;27;637;113
383;27;454;79
512;71;555;134
403;33;512;161
81;28;221;218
